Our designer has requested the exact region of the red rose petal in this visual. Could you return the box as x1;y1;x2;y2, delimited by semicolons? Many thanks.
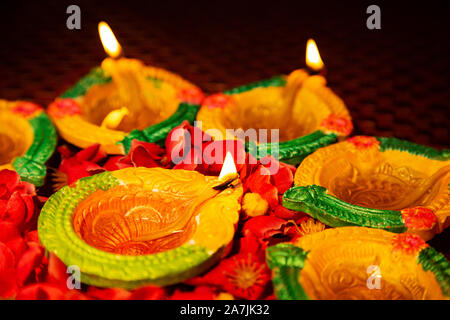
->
21;194;36;225
63;290;91;300
170;286;216;300
24;230;40;244
46;253;68;286
15;283;65;300
16;243;46;286
76;144;107;163
87;287;132;300
242;215;288;241
104;155;131;171
0;242;16;271
271;205;308;221
5;191;27;227
6;237;27;260
246;166;271;194
259;183;279;209
239;233;266;255
0;185;8;199
129;286;166;300
57;145;74;159
64;160;105;185
0;170;20;194
130;140;164;160
271;164;294;194
130;145;160;168
0;242;17;298
0;221;20;242
166;121;190;163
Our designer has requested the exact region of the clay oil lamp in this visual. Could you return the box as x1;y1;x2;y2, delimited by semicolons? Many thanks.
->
196;39;353;165
38;152;242;288
283;136;450;240
0;99;56;186
267;227;449;300
48;22;203;155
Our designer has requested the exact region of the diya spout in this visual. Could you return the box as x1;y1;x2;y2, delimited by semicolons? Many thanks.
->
100;106;129;129
133;156;241;243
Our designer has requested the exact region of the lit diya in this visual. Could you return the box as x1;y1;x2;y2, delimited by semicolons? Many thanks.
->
283;136;450;240
38;153;242;288
48;22;203;155
267;227;449;300
0;99;56;186
196;39;352;165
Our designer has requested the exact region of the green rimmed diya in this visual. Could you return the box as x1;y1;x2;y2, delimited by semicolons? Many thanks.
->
48;22;202;155
0;99;56;186
283;136;450;240
38;166;242;289
266;227;449;300
196;40;353;165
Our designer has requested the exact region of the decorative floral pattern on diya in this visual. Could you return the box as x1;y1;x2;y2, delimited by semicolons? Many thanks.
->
0;100;56;186
266;227;449;300
283;136;450;240
48;61;203;155
37;167;242;289
196;70;352;165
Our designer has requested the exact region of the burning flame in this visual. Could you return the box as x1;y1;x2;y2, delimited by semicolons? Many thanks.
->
305;39;324;71
100;107;129;129
219;152;238;181
98;21;122;58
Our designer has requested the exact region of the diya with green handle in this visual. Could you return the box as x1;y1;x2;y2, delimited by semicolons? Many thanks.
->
267;227;450;300
196;39;352;165
49;22;202;155
38;154;242;288
0;99;56;186
283;136;450;240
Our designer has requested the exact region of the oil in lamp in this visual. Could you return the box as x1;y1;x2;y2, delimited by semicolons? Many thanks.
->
38;152;242;288
196;39;352;165
267;227;449;299
283;136;450;241
48;21;203;155
0;99;56;186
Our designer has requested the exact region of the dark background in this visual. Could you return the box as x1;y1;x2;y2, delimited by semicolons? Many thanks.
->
0;0;448;252
0;0;449;148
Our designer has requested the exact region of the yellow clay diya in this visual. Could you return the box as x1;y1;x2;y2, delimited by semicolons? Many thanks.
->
48;22;203;155
196;39;353;165
267;227;449;300
38;153;242;288
283;136;450;240
0;99;56;186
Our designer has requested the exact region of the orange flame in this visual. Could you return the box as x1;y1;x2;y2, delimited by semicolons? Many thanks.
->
98;21;122;58
306;39;324;71
219;152;237;181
